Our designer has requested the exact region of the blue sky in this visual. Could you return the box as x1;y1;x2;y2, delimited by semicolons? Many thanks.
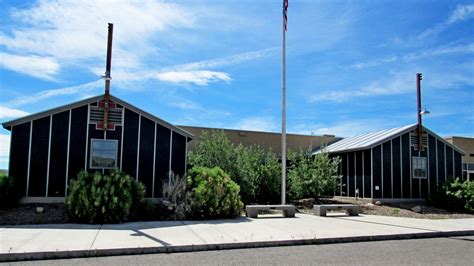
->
0;0;473;169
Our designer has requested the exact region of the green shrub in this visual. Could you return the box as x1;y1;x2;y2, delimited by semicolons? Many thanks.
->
430;178;474;213
254;150;281;204
0;172;19;209
288;147;341;200
188;130;281;204
66;170;145;223
187;167;243;218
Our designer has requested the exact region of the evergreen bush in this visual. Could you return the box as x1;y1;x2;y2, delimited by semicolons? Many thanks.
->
187;166;243;218
66;170;145;223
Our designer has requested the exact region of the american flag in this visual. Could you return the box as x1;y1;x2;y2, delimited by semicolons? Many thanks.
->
283;0;288;31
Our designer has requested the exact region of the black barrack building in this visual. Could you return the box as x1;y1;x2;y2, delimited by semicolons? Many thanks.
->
2;94;193;202
317;124;464;201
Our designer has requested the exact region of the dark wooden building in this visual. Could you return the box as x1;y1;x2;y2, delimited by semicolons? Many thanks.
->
316;124;464;201
2;94;193;202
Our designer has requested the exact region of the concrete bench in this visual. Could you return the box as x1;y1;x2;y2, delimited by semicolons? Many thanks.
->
313;204;359;217
245;205;296;218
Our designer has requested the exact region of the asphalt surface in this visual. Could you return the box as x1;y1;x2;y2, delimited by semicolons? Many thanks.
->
7;236;474;265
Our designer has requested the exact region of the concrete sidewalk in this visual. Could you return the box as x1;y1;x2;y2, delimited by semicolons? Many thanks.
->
1;214;473;262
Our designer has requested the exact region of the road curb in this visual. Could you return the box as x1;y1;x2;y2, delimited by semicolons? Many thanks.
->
2;230;474;262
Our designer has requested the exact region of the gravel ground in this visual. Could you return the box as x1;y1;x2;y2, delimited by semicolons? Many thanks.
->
295;198;474;219
0;204;66;225
1;198;473;225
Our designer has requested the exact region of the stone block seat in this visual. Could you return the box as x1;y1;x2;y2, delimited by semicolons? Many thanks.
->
313;204;359;217
245;205;296;218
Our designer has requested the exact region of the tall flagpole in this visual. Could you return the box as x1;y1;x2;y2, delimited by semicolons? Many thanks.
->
281;0;287;205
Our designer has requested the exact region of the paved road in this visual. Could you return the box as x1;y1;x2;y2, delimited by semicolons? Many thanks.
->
9;236;474;265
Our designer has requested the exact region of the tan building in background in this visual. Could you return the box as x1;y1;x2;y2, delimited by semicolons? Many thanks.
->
179;125;340;156
445;136;474;180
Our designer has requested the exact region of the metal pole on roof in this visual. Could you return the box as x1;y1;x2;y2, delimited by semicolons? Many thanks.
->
102;23;113;131
416;73;423;151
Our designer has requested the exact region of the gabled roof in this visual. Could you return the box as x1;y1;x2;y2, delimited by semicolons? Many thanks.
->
315;124;464;155
2;94;194;139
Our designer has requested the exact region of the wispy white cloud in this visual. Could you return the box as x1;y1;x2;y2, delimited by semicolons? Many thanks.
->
0;106;29;119
1;46;273;109
91;48;273;86
166;48;277;72
155;71;230;86
0;0;196;78
447;4;474;23
447;4;474;24
314;60;474;103
419;4;474;39
310;72;413;102
0;52;59;80
177;115;278;133
232;116;278;132
292;119;396;138
350;56;398;69
350;43;474;69
3;80;102;107
168;98;205;111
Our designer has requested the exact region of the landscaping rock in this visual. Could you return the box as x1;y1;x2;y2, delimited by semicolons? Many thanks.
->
412;205;423;213
374;201;382;206
296;198;316;208
36;207;44;213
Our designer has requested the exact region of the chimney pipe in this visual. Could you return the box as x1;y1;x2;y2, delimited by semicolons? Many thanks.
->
103;23;113;130
416;73;423;151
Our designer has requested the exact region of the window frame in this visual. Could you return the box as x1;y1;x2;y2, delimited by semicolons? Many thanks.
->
412;156;427;179
89;138;119;169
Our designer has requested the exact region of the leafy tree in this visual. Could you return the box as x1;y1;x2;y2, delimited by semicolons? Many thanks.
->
188;130;281;204
288;147;341;199
255;150;281;204
187;130;235;174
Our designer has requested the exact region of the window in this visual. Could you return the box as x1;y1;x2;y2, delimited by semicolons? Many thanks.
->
90;139;118;169
412;157;427;179
463;162;474;181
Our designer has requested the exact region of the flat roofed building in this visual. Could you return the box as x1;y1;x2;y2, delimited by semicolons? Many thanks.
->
445;136;474;180
179;125;340;156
